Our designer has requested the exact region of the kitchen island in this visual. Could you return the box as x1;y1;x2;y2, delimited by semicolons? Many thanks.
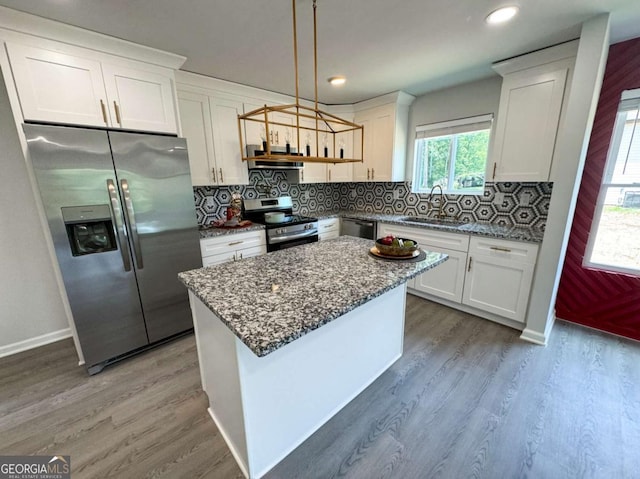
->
179;236;447;478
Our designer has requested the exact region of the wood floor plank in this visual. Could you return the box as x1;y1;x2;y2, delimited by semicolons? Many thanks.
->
2;294;639;479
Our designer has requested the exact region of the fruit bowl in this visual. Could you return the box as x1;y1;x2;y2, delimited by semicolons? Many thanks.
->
375;236;419;257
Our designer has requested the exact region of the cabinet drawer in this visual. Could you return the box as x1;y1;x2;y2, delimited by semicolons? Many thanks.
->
318;218;340;234
202;250;237;266
200;230;266;258
468;237;538;264
379;223;469;252
236;245;267;260
201;245;266;266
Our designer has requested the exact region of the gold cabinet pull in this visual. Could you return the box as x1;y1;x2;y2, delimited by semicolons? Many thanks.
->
212;168;217;182
275;131;279;144
367;168;370;180
239;252;243;260
492;162;497;179
490;246;512;253
301;169;304;182
113;101;122;126
228;240;244;246
328;169;331;182
371;168;375;180
468;257;473;272
219;168;224;183
99;100;108;124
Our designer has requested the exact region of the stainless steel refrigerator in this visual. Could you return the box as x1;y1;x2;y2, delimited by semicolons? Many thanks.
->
24;124;202;374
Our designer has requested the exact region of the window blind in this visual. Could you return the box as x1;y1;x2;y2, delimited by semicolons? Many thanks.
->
415;113;493;139
619;88;640;111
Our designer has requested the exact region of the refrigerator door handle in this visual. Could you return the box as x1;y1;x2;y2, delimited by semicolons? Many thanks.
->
120;179;144;269
106;179;132;272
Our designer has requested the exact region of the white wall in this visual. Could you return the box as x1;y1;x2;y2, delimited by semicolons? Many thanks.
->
406;75;503;179
0;66;70;357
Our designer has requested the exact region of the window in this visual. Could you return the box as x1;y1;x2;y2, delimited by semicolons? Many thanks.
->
585;89;640;275
412;114;493;194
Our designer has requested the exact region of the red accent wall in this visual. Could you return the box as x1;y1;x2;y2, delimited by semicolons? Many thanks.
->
556;37;640;341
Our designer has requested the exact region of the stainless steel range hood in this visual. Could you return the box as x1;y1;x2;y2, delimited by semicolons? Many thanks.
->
246;145;303;170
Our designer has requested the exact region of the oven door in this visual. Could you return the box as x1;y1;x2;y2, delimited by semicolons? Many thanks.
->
267;229;318;252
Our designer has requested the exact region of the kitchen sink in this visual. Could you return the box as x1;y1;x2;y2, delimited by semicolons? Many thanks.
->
398;216;466;228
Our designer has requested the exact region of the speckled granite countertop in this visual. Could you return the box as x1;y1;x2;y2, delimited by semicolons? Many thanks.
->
179;236;447;357
308;210;544;243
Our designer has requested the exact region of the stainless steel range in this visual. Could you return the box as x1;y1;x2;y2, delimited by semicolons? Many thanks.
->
243;197;318;252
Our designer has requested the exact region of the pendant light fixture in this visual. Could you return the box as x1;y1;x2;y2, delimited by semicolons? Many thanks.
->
237;0;364;164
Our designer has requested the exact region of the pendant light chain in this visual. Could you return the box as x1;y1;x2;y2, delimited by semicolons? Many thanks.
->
237;0;364;165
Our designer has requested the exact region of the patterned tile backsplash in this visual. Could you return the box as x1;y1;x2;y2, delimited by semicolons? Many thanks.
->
194;170;552;229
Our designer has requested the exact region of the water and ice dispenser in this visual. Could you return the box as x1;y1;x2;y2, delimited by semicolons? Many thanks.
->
61;205;117;256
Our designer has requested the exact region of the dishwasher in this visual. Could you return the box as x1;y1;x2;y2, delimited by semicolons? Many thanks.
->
341;218;377;239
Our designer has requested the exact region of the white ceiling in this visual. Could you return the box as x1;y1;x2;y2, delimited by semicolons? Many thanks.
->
1;0;639;104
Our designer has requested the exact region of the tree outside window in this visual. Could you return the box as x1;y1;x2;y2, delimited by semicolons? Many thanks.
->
413;115;492;195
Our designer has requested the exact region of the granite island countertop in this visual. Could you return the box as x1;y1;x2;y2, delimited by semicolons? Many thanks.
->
179;236;447;357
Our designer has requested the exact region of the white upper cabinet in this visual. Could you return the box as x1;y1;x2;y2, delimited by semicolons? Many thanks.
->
6;43;110;127
210;96;249;185
7;42;179;134
177;90;216;186
328;112;354;183
299;117;327;183
490;41;577;182
102;63;177;133
353;92;414;182
300;161;327;184
177;85;249;186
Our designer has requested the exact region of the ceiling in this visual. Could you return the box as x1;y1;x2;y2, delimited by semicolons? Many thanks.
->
1;0;639;104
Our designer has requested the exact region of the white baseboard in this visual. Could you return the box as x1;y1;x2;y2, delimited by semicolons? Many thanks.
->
0;328;71;359
520;309;556;346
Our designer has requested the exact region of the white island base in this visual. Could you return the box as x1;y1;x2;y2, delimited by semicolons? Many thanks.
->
188;284;407;478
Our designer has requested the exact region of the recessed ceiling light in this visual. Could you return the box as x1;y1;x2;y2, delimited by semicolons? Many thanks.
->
328;76;346;86
485;6;519;24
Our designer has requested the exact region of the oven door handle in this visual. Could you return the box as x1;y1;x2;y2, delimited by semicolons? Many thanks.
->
269;228;318;243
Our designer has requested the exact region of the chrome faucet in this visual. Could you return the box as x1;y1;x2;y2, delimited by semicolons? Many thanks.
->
427;184;447;219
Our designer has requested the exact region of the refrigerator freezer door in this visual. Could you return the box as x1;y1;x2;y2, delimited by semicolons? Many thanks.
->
108;132;201;342
24;124;149;368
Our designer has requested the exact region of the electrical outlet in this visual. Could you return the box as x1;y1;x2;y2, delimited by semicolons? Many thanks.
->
519;192;531;206
393;189;401;200
206;196;215;208
493;192;504;205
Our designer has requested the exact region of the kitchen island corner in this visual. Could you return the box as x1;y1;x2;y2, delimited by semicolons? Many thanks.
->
179;236;447;478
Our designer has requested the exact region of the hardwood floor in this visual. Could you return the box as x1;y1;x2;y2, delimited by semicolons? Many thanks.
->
2;295;639;478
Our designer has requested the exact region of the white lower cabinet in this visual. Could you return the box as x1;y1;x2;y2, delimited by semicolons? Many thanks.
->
318;218;340;241
200;230;266;266
462;237;538;323
379;224;469;303
414;248;468;303
379;222;538;326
